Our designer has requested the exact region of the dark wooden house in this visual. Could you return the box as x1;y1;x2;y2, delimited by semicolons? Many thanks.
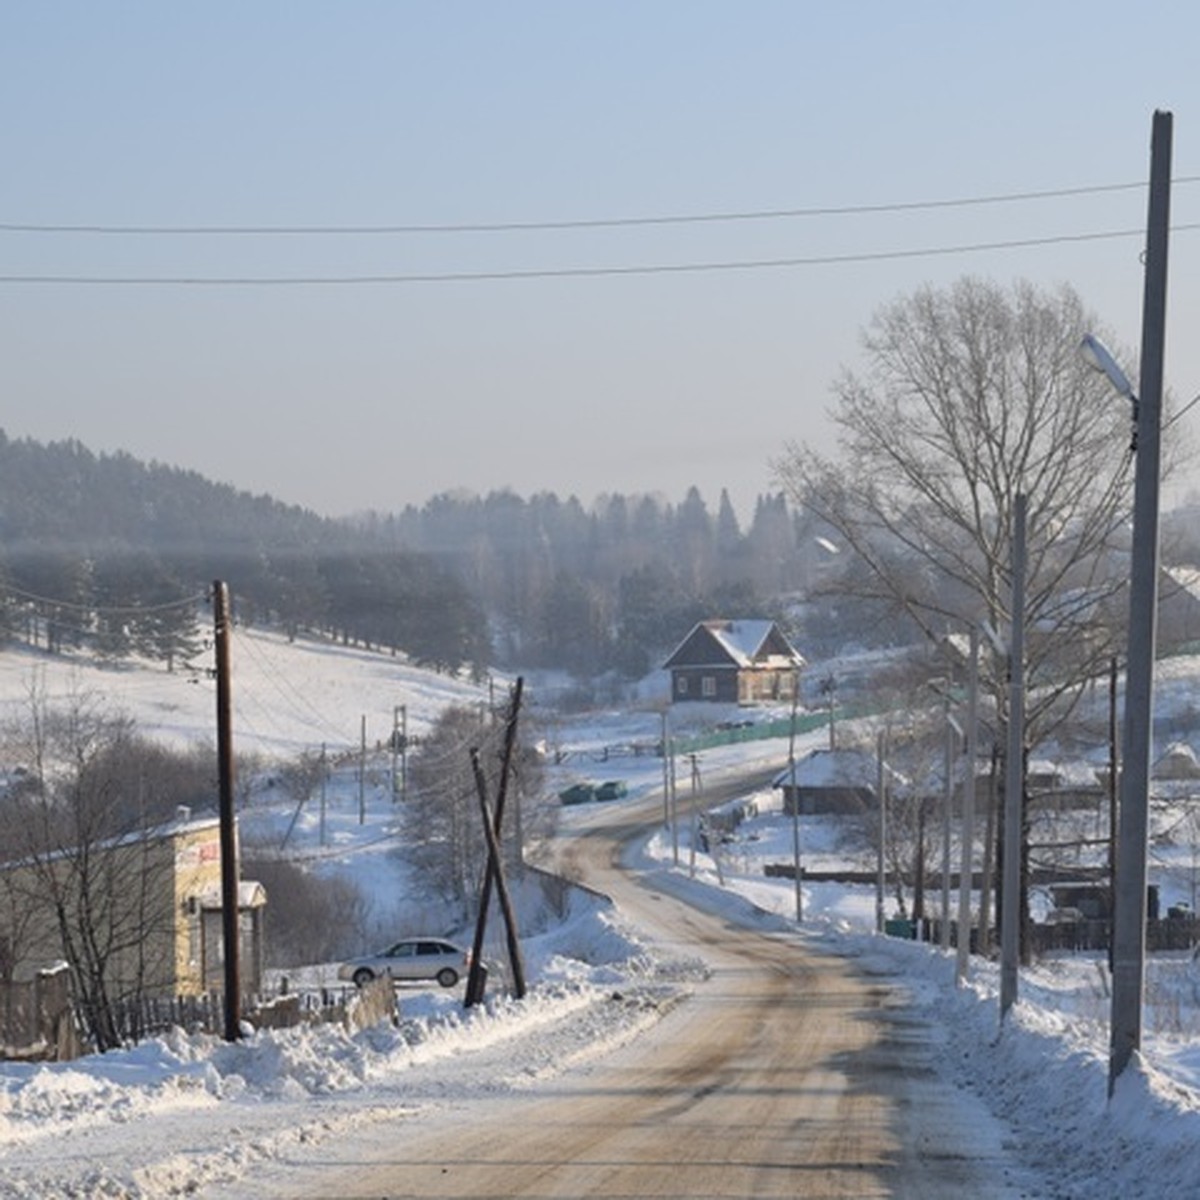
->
663;619;804;705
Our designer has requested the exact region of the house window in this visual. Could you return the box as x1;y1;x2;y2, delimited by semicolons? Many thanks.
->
677;676;689;695
702;675;717;698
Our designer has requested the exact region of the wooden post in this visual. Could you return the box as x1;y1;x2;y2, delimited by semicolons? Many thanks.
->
213;580;241;1041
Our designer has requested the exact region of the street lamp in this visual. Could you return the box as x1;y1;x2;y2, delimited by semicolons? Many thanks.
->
1081;106;1172;1097
1084;326;1162;1092
999;494;1027;1023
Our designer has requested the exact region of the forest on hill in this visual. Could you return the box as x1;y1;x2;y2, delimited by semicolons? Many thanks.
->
0;433;487;675
0;431;906;683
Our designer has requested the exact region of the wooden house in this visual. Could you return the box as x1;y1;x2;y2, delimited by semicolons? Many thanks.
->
663;619;804;705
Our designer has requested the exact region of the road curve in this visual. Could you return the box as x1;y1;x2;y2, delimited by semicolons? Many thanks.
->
244;781;1039;1198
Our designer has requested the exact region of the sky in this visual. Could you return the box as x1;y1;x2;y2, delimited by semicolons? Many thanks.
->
0;633;1198;1194
2;3;1200;524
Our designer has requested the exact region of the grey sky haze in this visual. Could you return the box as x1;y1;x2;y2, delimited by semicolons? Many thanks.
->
2;2;1199;523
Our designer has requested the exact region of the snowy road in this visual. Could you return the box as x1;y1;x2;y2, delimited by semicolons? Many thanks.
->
226;790;1042;1199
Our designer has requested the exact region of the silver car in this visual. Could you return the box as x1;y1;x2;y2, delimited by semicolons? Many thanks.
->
338;938;470;988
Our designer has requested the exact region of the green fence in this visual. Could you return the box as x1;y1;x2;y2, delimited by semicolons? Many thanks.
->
672;709;838;755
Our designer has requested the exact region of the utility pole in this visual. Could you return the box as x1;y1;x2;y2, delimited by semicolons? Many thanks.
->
1111;109;1172;1094
669;727;679;865
465;678;527;1007
688;753;702;878
956;627;980;986
788;673;802;923
213;580;241;1042
1108;656;1118;973
319;742;328;847
358;714;366;824
941;704;959;951
875;731;887;934
661;709;671;829
392;706;401;801
1001;492;1027;1021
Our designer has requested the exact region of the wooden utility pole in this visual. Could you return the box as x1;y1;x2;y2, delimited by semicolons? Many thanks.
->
467;749;526;1004
464;678;527;1007
213;580;241;1041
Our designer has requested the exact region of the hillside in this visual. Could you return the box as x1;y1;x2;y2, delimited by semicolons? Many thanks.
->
0;624;490;761
0;431;488;674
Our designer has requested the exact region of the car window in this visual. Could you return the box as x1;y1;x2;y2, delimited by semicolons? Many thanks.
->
388;943;416;959
417;942;445;956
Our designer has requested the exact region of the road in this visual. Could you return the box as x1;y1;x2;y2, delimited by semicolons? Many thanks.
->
235;777;1039;1198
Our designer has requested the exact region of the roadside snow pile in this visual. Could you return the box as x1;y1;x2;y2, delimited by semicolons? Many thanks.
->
0;880;687;1162
824;928;1200;1200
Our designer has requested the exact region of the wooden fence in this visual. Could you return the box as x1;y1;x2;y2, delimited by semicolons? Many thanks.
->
0;967;83;1062
0;973;397;1062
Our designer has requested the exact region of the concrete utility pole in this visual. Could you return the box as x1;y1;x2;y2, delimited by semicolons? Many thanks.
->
941;704;960;951
1000;493;1027;1021
788;674;803;923
956;628;980;987
688;753;701;878
875;731;887;934
661;710;671;829
213;580;241;1041
1111;109;1172;1094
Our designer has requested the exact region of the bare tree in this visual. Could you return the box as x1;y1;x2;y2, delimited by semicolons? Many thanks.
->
0;687;186;1051
404;700;547;919
241;851;369;967
777;276;1139;740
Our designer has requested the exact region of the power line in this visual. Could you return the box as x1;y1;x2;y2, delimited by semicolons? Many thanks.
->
3;223;1199;286
2;177;1198;236
0;582;207;616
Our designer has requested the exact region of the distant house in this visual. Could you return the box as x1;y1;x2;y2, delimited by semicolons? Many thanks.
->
1025;759;1105;811
773;747;907;816
663;619;804;705
1158;567;1200;649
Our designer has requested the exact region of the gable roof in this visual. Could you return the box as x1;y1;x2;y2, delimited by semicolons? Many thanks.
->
772;747;908;792
663;619;804;670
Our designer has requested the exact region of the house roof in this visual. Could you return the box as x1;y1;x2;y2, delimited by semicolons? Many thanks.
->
772;747;908;792
663;619;804;670
196;881;267;909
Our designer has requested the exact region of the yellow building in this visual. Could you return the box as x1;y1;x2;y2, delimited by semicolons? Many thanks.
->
0;807;266;1000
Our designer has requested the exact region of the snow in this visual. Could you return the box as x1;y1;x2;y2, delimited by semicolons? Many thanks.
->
0;632;1199;1197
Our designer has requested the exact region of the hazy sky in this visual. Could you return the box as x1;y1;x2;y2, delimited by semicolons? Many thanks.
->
2;3;1198;524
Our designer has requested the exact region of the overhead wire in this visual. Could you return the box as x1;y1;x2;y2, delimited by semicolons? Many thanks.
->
3;177;1198;235
0;581;208;616
3;224;1199;286
3;175;1199;285
230;627;362;748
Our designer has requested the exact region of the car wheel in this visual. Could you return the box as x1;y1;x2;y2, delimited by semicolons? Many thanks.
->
352;967;375;987
436;967;459;988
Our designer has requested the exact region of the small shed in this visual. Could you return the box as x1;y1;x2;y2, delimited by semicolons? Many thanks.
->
773;748;907;816
663;619;804;705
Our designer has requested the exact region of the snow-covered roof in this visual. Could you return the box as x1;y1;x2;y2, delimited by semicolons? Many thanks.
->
1164;566;1200;601
1153;742;1200;780
664;619;804;669
1026;759;1103;789
707;619;777;666
772;747;908;792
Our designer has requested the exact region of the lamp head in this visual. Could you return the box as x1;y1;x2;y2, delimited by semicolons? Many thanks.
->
1081;334;1135;399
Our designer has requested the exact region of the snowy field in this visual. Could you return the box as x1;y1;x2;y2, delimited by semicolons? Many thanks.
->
0;631;1198;1197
